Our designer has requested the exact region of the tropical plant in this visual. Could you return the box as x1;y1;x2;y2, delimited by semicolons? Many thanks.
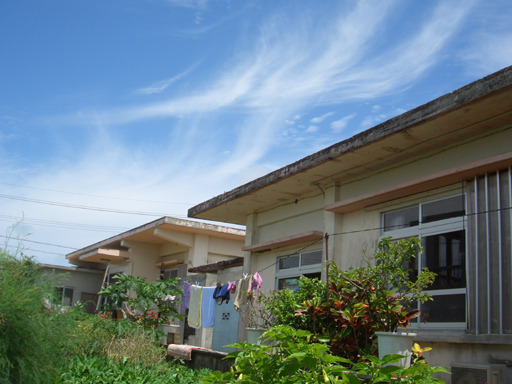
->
271;237;435;360
265;275;326;331
98;273;183;330
203;325;447;384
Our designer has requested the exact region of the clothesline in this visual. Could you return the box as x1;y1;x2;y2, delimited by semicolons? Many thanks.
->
181;272;262;329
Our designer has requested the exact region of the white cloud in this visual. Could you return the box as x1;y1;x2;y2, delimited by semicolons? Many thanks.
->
306;125;319;133
331;113;356;133
361;114;389;129
310;112;335;124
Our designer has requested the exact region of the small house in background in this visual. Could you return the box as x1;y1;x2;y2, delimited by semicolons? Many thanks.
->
39;264;104;314
189;66;512;383
66;216;245;349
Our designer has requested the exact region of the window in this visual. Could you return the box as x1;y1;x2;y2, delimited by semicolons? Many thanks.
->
275;250;322;290
163;269;178;280
382;194;466;326
56;287;74;306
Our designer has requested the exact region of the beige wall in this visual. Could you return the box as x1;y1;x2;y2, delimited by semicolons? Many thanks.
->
247;126;512;289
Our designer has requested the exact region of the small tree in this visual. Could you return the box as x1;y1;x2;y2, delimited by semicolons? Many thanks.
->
98;274;183;331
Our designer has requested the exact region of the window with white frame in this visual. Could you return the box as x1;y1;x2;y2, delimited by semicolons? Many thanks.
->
275;249;322;291
382;194;466;326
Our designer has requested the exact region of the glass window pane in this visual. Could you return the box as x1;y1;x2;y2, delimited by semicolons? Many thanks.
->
422;195;465;223
278;255;299;270
301;251;322;266
62;288;73;306
420;294;466;322
278;277;300;291
423;230;466;290
383;206;419;231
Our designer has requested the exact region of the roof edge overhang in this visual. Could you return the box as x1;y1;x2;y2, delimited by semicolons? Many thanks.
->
188;66;512;223
188;256;244;273
242;230;324;253
79;248;130;264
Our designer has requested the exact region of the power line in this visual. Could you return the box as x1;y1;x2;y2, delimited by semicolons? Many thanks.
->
0;215;129;233
0;193;187;217
3;243;66;257
0;234;77;250
254;205;512;275
0;182;193;206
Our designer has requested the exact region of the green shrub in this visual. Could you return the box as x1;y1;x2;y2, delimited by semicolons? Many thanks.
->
0;250;77;384
57;353;211;384
204;325;447;384
265;275;326;330
264;237;436;361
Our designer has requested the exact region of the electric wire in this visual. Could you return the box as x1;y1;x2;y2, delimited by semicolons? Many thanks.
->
0;182;192;206
0;234;77;250
0;193;187;218
3;243;67;257
0;215;129;233
253;205;512;276
2;200;510;265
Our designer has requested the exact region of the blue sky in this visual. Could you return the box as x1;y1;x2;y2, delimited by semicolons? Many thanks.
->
1;0;511;266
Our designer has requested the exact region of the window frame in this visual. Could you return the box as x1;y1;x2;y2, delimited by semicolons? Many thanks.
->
381;194;467;329
275;249;322;291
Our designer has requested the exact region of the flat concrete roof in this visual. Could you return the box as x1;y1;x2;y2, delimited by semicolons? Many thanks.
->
66;216;245;264
188;66;512;225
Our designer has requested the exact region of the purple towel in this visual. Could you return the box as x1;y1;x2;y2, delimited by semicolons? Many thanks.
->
182;282;191;310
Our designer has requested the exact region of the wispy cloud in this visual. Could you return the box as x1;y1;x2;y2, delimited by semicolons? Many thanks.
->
331;113;356;133
54;1;475;180
310;112;335;124
164;0;208;10
135;67;194;95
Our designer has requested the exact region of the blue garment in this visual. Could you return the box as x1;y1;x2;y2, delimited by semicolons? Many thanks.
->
213;284;230;304
201;287;216;328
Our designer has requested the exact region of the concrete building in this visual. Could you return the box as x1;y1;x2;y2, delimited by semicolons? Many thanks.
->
66;216;245;349
40;263;104;314
189;66;512;383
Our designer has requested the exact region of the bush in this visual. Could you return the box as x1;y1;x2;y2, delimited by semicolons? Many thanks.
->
204;325;447;384
98;273;183;330
57;353;211;384
264;237;436;361
0;250;77;384
265;275;326;330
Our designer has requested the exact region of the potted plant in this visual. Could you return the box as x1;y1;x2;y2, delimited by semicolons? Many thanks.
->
238;291;273;344
291;237;435;364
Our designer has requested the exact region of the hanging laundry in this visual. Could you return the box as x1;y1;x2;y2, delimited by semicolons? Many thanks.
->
233;275;251;311
213;284;230;304
187;285;202;328
227;280;237;294
249;272;262;293
201;286;216;328
182;282;191;311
